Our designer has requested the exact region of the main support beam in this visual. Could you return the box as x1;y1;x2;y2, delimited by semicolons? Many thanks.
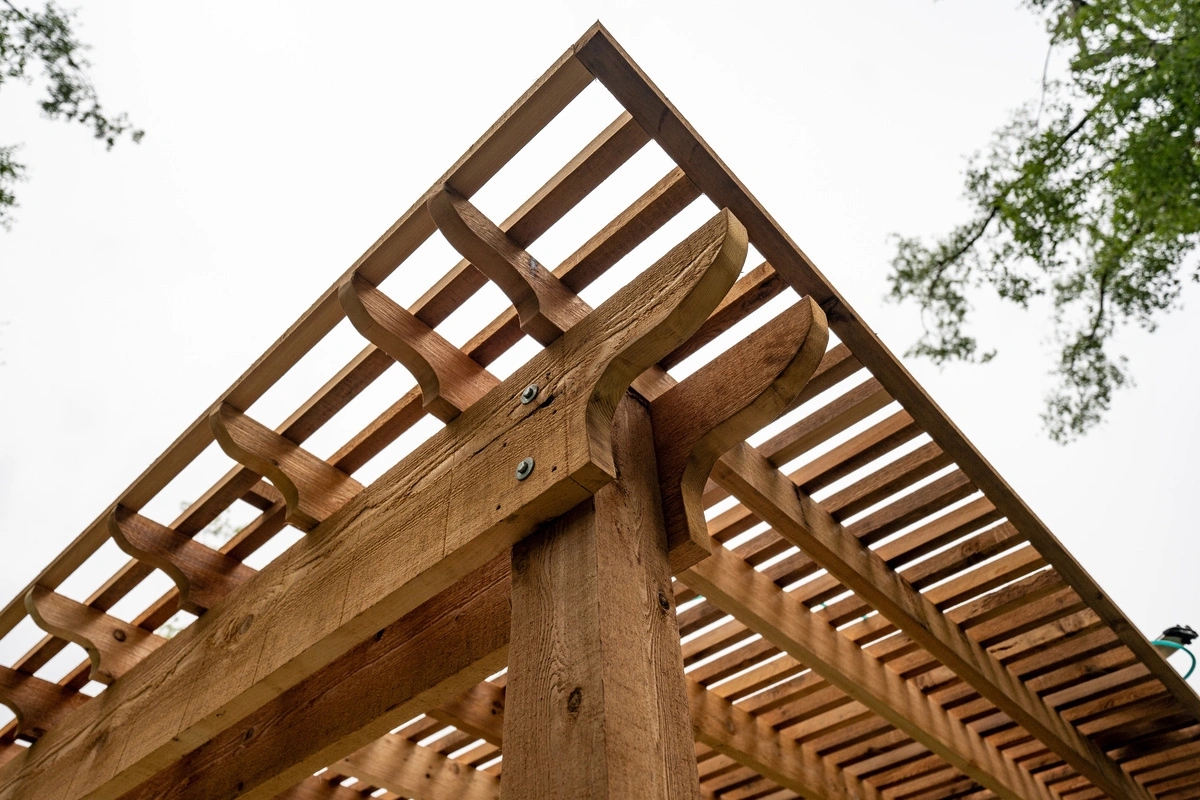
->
679;546;1054;800
504;398;700;800
0;212;746;800
114;554;510;800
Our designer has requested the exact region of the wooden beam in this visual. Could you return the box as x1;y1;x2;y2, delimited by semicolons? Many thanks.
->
338;273;499;422
503;398;701;799
209;404;364;531
429;186;591;345
113;553;511;800
0;209;744;800
652;299;828;571
679;545;1054;800
338;735;499;800
708;439;1146;800
0;40;594;655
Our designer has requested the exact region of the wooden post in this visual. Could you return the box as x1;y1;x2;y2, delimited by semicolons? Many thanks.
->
504;396;700;800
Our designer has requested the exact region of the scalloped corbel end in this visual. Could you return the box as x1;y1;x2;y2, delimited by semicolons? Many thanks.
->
428;184;589;345
108;505;256;615
573;208;749;494
208;403;363;531
24;585;165;685
338;273;499;422
650;297;829;572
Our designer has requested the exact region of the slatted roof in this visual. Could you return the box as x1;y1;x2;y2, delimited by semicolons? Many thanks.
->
1;22;1197;800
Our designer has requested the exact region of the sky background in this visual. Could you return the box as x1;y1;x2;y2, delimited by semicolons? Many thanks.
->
1;0;1197;693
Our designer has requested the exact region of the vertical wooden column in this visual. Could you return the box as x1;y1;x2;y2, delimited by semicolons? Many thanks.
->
504;395;700;800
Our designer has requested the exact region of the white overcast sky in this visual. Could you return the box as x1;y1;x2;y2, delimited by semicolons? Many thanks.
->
1;0;1197;682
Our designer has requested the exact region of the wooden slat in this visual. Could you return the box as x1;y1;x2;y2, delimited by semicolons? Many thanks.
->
679;545;1052;800
0;668;88;741
338;736;499;800
108;507;256;614
209;405;363;531
689;681;880;800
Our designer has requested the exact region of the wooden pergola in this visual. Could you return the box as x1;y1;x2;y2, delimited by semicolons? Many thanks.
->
1;23;1197;800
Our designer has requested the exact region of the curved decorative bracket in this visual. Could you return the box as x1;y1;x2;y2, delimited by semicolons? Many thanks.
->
0;666;88;740
338;273;499;421
650;298;829;572
108;506;257;614
25;585;164;685
428;185;589;345
209;404;364;531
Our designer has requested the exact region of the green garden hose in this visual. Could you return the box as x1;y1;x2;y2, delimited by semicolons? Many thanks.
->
1152;639;1197;680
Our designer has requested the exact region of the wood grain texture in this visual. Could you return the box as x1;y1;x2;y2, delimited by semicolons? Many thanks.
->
688;680;878;800
0;210;741;800
680;546;1052;800
24;586;164;685
113;555;510;800
108;506;256;614
209;404;364;531
504;398;701;800
651;299;828;572
340;735;499;800
709;440;1144;800
339;273;499;422
0;668;88;741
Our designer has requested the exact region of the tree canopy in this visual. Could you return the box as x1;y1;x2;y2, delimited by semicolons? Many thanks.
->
1;1;142;229
888;0;1199;442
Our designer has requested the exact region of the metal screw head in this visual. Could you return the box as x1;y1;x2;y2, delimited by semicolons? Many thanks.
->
515;457;535;481
520;384;539;405
112;629;127;643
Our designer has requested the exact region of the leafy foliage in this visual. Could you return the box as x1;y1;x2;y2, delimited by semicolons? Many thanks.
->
0;1;142;229
888;0;1200;441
